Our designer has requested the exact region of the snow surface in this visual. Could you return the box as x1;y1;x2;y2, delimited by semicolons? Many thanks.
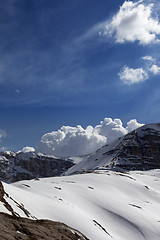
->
1;169;160;240
65;138;122;175
65;123;160;175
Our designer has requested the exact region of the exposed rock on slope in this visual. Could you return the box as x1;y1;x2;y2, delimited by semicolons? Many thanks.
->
0;181;4;202
0;151;74;183
0;213;88;240
3;170;160;240
0;181;88;240
66;123;160;174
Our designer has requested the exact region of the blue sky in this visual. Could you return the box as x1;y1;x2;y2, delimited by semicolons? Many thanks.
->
0;0;160;152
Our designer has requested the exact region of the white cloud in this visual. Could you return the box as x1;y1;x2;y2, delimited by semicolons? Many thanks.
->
18;146;35;153
37;125;106;157
95;118;127;143
36;118;143;157
104;0;160;45
142;55;155;62
119;66;148;85
149;64;160;75
126;119;144;132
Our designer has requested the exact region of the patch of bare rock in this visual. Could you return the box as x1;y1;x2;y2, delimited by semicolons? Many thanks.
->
0;181;88;240
0;213;88;240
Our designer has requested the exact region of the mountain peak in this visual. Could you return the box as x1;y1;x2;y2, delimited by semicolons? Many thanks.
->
0;151;74;183
66;123;160;175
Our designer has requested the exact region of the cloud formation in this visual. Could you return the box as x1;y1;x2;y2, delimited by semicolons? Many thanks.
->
37;125;106;157
119;66;148;85
18;146;35;153
149;64;160;75
119;55;160;84
104;0;160;45
37;118;143;157
94;118;127;143
142;55;155;62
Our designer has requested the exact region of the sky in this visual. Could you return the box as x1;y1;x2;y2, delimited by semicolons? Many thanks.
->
0;0;160;154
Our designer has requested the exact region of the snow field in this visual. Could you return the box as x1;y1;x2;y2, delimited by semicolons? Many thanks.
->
2;170;160;240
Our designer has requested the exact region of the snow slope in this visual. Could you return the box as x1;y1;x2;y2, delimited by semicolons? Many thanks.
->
1;169;160;240
65;123;160;175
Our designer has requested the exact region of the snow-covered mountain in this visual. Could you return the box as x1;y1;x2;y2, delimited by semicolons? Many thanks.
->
0;151;74;183
0;182;88;240
0;169;160;240
1;123;160;183
66;123;160;175
0;123;160;239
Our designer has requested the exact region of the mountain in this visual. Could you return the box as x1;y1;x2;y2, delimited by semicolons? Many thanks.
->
0;151;74;183
1;123;160;182
0;181;88;240
1;169;160;240
0;123;160;239
66;123;160;175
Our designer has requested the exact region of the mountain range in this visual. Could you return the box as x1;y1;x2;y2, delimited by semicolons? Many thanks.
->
0;123;160;239
0;151;74;183
66;123;160;175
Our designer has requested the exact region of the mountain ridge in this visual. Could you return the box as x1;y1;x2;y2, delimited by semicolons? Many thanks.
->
66;123;160;175
1;123;160;182
0;123;160;239
0;151;74;183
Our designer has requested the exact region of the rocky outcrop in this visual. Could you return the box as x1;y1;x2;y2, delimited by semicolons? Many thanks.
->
0;151;74;183
0;181;4;202
0;181;88;239
109;124;160;170
0;212;88;240
66;123;160;174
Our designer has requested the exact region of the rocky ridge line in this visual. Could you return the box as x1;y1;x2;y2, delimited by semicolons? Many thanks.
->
0;151;74;183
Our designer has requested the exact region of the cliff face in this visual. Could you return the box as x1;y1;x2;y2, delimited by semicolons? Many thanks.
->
113;125;160;170
0;181;4;202
0;151;74;183
66;123;160;175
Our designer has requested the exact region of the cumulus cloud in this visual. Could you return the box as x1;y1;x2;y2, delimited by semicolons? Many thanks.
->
94;118;127;143
37;125;106;157
104;0;160;45
149;64;160;75
142;55;160;75
119;55;160;84
36;118;144;157
142;55;155;62
18;146;35;153
119;66;148;85
126;119;144;132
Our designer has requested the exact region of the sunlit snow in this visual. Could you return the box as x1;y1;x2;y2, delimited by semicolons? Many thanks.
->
1;169;160;240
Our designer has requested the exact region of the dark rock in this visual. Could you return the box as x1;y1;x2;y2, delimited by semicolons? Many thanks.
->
0;152;74;183
73;123;160;173
0;181;4;202
112;124;160;170
0;212;88;240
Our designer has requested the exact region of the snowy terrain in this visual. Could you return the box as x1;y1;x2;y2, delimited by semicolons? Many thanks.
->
1;169;160;240
0;123;160;239
0;150;74;183
66;123;160;175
